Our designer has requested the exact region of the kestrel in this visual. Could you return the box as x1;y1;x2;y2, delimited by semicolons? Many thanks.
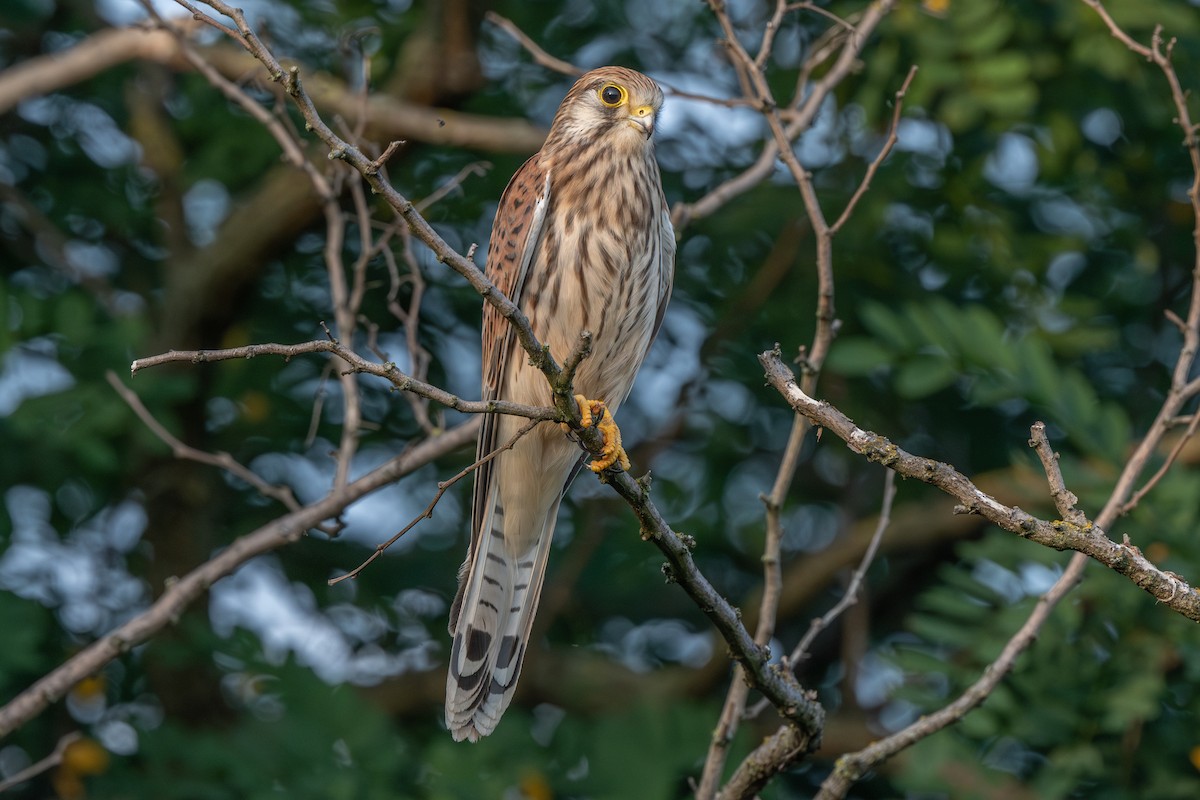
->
445;66;675;741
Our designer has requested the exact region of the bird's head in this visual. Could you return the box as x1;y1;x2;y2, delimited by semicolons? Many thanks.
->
546;66;664;155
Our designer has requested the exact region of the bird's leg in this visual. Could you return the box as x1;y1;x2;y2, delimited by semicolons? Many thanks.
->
572;394;630;472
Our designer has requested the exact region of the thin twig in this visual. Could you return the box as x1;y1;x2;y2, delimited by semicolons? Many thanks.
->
140;1;334;200
1028;422;1089;527
329;419;544;585
815;552;1089;799
0;731;83;792
485;11;583;76
0;422;480;737
414;161;492;213
130;340;560;423
754;0;791;70
673;0;897;229
760;351;1200;620
559;331;594;394
829;65;918;235
105;370;306;513
697;407;810;798
787;2;856;31
322;190;362;492
790;469;895;665
742;468;897;722
1119;410;1200;514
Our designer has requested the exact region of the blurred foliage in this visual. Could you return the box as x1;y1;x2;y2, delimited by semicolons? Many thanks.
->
2;0;1200;798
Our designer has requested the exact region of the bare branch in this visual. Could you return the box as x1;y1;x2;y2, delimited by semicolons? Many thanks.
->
1120;410;1200;515
0;22;198;116
318;186;362;492
754;0;791;70
559;331;595;392
130;340;560;423
829;65;918;235
740;468;897;728
718;724;809;800
329;419;544;585
142;3;336;199
789;469;895;665
697;407;810;798
1028;422;1089;527
413;161;492;213
815;552;1090;800
673;0;898;229
760;349;1200;619
787;2;856;31
485;11;583;76
597;469;825;743
0;731;83;792
106;371;305;514
0;19;544;154
0;422;479;737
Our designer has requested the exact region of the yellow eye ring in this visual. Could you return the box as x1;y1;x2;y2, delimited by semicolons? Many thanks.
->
598;83;627;107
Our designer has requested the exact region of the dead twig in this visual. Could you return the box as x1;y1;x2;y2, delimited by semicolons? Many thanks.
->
329;419;544;585
130;339;560;423
105;371;308;515
485;11;583;76
0;731;83;792
0;422;480;737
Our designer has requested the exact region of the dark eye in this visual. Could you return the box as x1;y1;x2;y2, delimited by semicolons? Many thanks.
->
599;84;625;106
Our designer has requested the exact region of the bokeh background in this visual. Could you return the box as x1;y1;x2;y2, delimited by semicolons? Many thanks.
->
3;0;1200;797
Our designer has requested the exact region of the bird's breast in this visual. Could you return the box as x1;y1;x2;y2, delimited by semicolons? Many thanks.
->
524;164;665;405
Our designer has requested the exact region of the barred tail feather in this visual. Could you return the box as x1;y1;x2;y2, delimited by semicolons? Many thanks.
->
445;496;560;742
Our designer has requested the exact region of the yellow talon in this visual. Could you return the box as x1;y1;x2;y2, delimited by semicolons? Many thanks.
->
573;394;631;473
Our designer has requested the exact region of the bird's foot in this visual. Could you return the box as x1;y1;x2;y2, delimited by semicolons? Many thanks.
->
573;394;630;472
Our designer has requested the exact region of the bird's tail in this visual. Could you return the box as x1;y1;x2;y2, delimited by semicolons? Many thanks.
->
445;493;560;741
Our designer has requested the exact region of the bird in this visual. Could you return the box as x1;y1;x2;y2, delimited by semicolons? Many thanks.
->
445;66;675;742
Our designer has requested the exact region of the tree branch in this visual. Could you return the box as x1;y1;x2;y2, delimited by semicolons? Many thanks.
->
0;20;545;154
672;0;897;229
814;8;1200;792
815;552;1090;799
0;422;479;737
105;370;306;515
484;11;582;77
328;418;544;585
129;340;560;423
759;348;1200;619
598;468;826;742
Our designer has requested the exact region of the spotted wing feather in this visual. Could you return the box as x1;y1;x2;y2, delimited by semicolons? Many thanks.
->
446;157;554;742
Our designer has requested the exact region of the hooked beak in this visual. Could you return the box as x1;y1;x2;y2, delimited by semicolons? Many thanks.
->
627;104;656;137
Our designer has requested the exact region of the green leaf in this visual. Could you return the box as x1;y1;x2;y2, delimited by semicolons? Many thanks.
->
895;354;959;398
859;300;917;352
828;337;893;376
968;52;1032;85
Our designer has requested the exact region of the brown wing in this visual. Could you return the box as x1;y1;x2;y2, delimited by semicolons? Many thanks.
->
650;202;677;347
467;155;552;560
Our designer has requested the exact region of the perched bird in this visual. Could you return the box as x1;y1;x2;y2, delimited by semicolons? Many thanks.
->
446;66;675;741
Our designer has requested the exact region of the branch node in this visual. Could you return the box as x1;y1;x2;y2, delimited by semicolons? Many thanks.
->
366;140;404;174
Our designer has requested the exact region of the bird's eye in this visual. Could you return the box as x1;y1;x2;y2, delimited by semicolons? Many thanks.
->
599;84;626;107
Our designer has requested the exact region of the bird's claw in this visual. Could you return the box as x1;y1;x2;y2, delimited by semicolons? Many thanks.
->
573;394;630;472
